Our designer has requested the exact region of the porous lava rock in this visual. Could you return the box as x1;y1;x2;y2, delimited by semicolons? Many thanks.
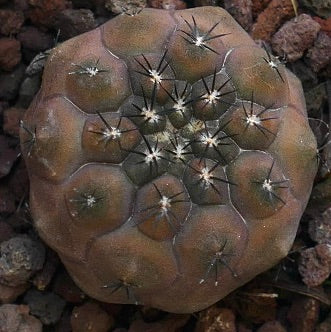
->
20;7;317;313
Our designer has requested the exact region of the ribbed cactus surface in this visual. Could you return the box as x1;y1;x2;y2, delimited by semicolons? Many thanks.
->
20;6;317;313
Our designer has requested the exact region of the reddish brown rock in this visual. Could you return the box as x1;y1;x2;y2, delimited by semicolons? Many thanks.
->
251;0;270;18
313;16;331;37
71;302;114;332
288;296;320;332
224;0;253;32
148;0;186;8
0;304;42;332
195;306;236;332
0;283;29;304
305;32;331;72
3;107;25;137
0;10;24;35
271;14;321;62
27;0;71;27
17;26;53;53
251;0;295;41
299;244;331;287
0;38;21;72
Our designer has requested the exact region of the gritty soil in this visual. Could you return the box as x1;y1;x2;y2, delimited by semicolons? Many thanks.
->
0;0;330;331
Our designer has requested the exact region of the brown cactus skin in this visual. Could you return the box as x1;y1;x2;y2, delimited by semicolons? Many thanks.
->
20;6;318;313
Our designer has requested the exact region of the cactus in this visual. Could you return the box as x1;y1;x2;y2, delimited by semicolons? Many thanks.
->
20;6;318;313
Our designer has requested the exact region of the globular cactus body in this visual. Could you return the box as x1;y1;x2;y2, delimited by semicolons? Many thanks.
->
20;6;317;313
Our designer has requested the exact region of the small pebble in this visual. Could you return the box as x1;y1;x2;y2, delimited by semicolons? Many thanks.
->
271;14;321;62
290;60;318;89
105;0;147;14
313;17;331;38
308;176;331;213
71;301;114;332
148;0;186;9
251;0;295;41
0;304;42;332
0;38;22;72
32;250;59;291
0;10;25;35
301;0;331;19
251;0;270;18
17;26;53;61
0;235;46;287
299;243;331;287
28;0;70;27
224;0;253;32
305;32;331;73
0;283;28;304
195;306;236;332
309;207;331;244
25;52;50;76
23;289;66;325
305;82;327;117
287;296;320;332
52;8;97;40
